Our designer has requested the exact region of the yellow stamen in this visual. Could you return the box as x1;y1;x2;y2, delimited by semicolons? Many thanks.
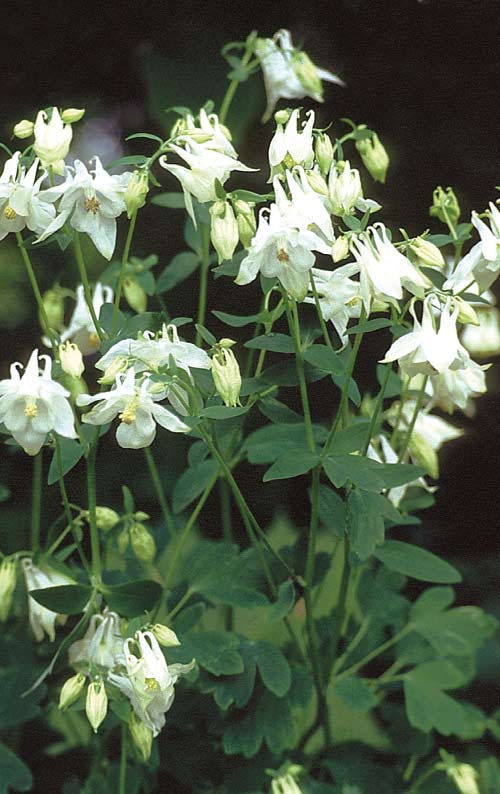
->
88;332;100;347
145;677;160;692
277;248;290;262
3;205;17;220
119;400;137;425
84;196;100;214
25;399;37;418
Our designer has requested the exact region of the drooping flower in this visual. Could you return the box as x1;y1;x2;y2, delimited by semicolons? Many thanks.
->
0;152;56;240
268;109;315;177
77;367;189;449
274;168;334;244
22;558;74;642
328;159;363;216
33;107;73;175
430;359;488;414
108;630;195;736
444;203;500;295
69;609;125;672
461;306;500;358
55;282;113;355
0;349;76;455
305;264;361;342
172;108;236;158
36;157;132;259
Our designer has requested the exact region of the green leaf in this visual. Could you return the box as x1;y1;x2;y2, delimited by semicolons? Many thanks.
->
125;132;163;144
106;154;148;169
412;604;498;656
48;437;84;485
246;423;326;465
346;489;385;560
29;584;92;615
258;397;303;425
169;630;243;675
335;677;377;712
172;458;218;513
263;450;319;482
201;405;249;420
212;309;265;327
403;661;471;736
101;579;162;617
0;669;46;730
156;251;200;292
324;455;385;492
303;344;344;374
187;542;268;608
346;318;393;334
230;189;272;203
376;462;426;488
317;485;346;536
327;421;371;455
0;743;32;794
266;580;296;622
151;192;185;208
244;333;295;353
410;585;455;620
374;540;462;583
261;359;328;387
223;685;295;758
254;642;291;697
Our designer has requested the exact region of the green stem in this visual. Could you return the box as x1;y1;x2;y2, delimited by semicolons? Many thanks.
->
16;232;58;351
327;539;351;669
219;479;232;544
53;435;90;572
309;272;333;350
119;722;127;794
195;225;211;346
397;376;429;463
285;296;315;452
219;37;255;124
406;766;439;794
73;234;104;340
144;447;174;535
165;588;194;622
390;375;410;445
362;363;392;455
86;433;101;583
30;452;42;552
334;625;411;683
112;211;137;334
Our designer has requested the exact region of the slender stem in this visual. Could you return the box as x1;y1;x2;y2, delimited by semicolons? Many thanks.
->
119;722;127;794
390;375;410;445
165;588;194;622
73;234;104;340
86;432;102;583
219;479;232;544
362;363;392;455
285;296;315;452
309;273;333;350
327;538;351;669
334;625;411;683
53;435;90;572
406;766;439;794
397;376;429;463
332;615;371;676
30;452;42;552
112;211;137;334
16;232;58;351
219;38;255;124
195;225;210;346
144;447;174;535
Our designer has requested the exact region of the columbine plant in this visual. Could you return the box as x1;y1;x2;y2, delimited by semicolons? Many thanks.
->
0;28;499;794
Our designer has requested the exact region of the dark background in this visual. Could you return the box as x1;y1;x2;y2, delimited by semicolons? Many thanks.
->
1;0;500;786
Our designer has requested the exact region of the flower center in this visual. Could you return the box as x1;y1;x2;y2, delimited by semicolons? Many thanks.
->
24;398;37;418
145;677;160;692
84;196;101;214
88;332;100;347
3;205;17;220
119;399;138;425
277;248;290;263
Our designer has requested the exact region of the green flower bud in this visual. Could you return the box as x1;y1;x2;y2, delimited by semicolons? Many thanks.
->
274;109;292;125
60;374;88;401
129;711;153;762
13;119;34;139
210;200;239;263
150;623;180;648
331;235;350;262
41;288;65;331
409;237;446;269
86;679;108;733
291;51;323;98
129;523;156;564
60;108;85;124
233;199;257;249
0;559;17;621
95;506;120;532
315;133;334;176
305;170;329;197
454;296;479;326
356;132;389;184
59;341;84;378
211;347;242;407
117;527;129;555
133;511;150;521
123;277;147;314
97;355;128;385
124;170;149;219
59;672;86;710
430;186;460;226
408;431;439;479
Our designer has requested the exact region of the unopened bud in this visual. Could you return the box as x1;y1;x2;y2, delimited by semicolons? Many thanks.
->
233;199;256;249
13;119;34;139
59;341;84;378
332;235;350;262
430;186;460;226
95;506;120;532
328;160;363;216
123;277;147;314
98;355;128;385
41;288;65;331
271;772;304;794
305;170;329;197
454;296;479;326
409;237;446;269
117;527;129;556
59;672;86;710
211;347;242;407
129;711;153;762
274;109;291;125
291;50;323;97
133;511;150;521
60;374;87;401
125;170;149;219
61;108;85;124
210;200;239;263
408;431;439;480
129;523;156;564
0;559;17;621
150;623;180;647
355;132;389;184
86;679;108;733
218;337;236;348
315;133;334;176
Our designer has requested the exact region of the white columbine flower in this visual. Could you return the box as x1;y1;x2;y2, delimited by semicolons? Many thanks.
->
0;152;56;240
176;108;237;158
33;107;73;175
255;29;344;122
0;349;76;455
461;306;500;358
430;359;488;414
350;224;429;313
274;168;334;244
159;140;254;226
22;558;74;642
77;368;189;449
69;608;125;672
108;630;195;736
36;157;131;259
305;264;361;342
444;203;500;295
55;282;113;355
268;109;315;177
328;160;363;216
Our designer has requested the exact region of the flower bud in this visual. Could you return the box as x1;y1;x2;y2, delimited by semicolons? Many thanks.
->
86;679;108;733
95;506;120;532
453;296;479;326
211;347;242;407
59;672;86;710
409;237;446;269
59;341;84;378
305;170;329;197
355;132;389;184
210;200;239;263
328;160;363;216
409;431;439;479
233;199;257;249
315;133;334;176
123;277;147;314
134;511;150;521
447;763;480;794
60;374;88;401
331;235;350;262
98;355;128;385
271;772;303;794
129;711;153;762
129;523;156;564
117;527;129;555
150;623;180;648
0;559;17;621
124;170;149;219
430;186;460;226
34;107;72;175
291;50;323;97
41;288;65;331
13;119;34;139
274;109;291;125
61;108;85;124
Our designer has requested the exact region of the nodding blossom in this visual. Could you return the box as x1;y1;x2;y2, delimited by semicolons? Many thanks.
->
22;558;74;642
0;152;56;240
445;203;500;295
53;282;113;356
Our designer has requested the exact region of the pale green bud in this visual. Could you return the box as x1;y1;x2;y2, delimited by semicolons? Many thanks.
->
329;160;363;216
409;431;438;479
124;170;149;219
454;296;479;326
129;523;156;564
211;347;242;407
274;109;291;125
233;199;257;249
409;237;446;269
218;337;237;348
0;560;17;621
430;186;460;226
117;527;129;555
86;679;108;733
210;200;239;263
59;341;84;378
150;623;181;647
60;374;88;401
134;511;150;521
129;711;153;762
315;133;334;176
41;288;65;331
448;765;480;794
123;277;147;314
61;108;85;124
59;672;86;710
355;132;389;184
98;355;128;385
13;119;34;139
271;772;303;794
95;506;120;532
305;170;329;197
331;235;350;262
291;51;323;98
